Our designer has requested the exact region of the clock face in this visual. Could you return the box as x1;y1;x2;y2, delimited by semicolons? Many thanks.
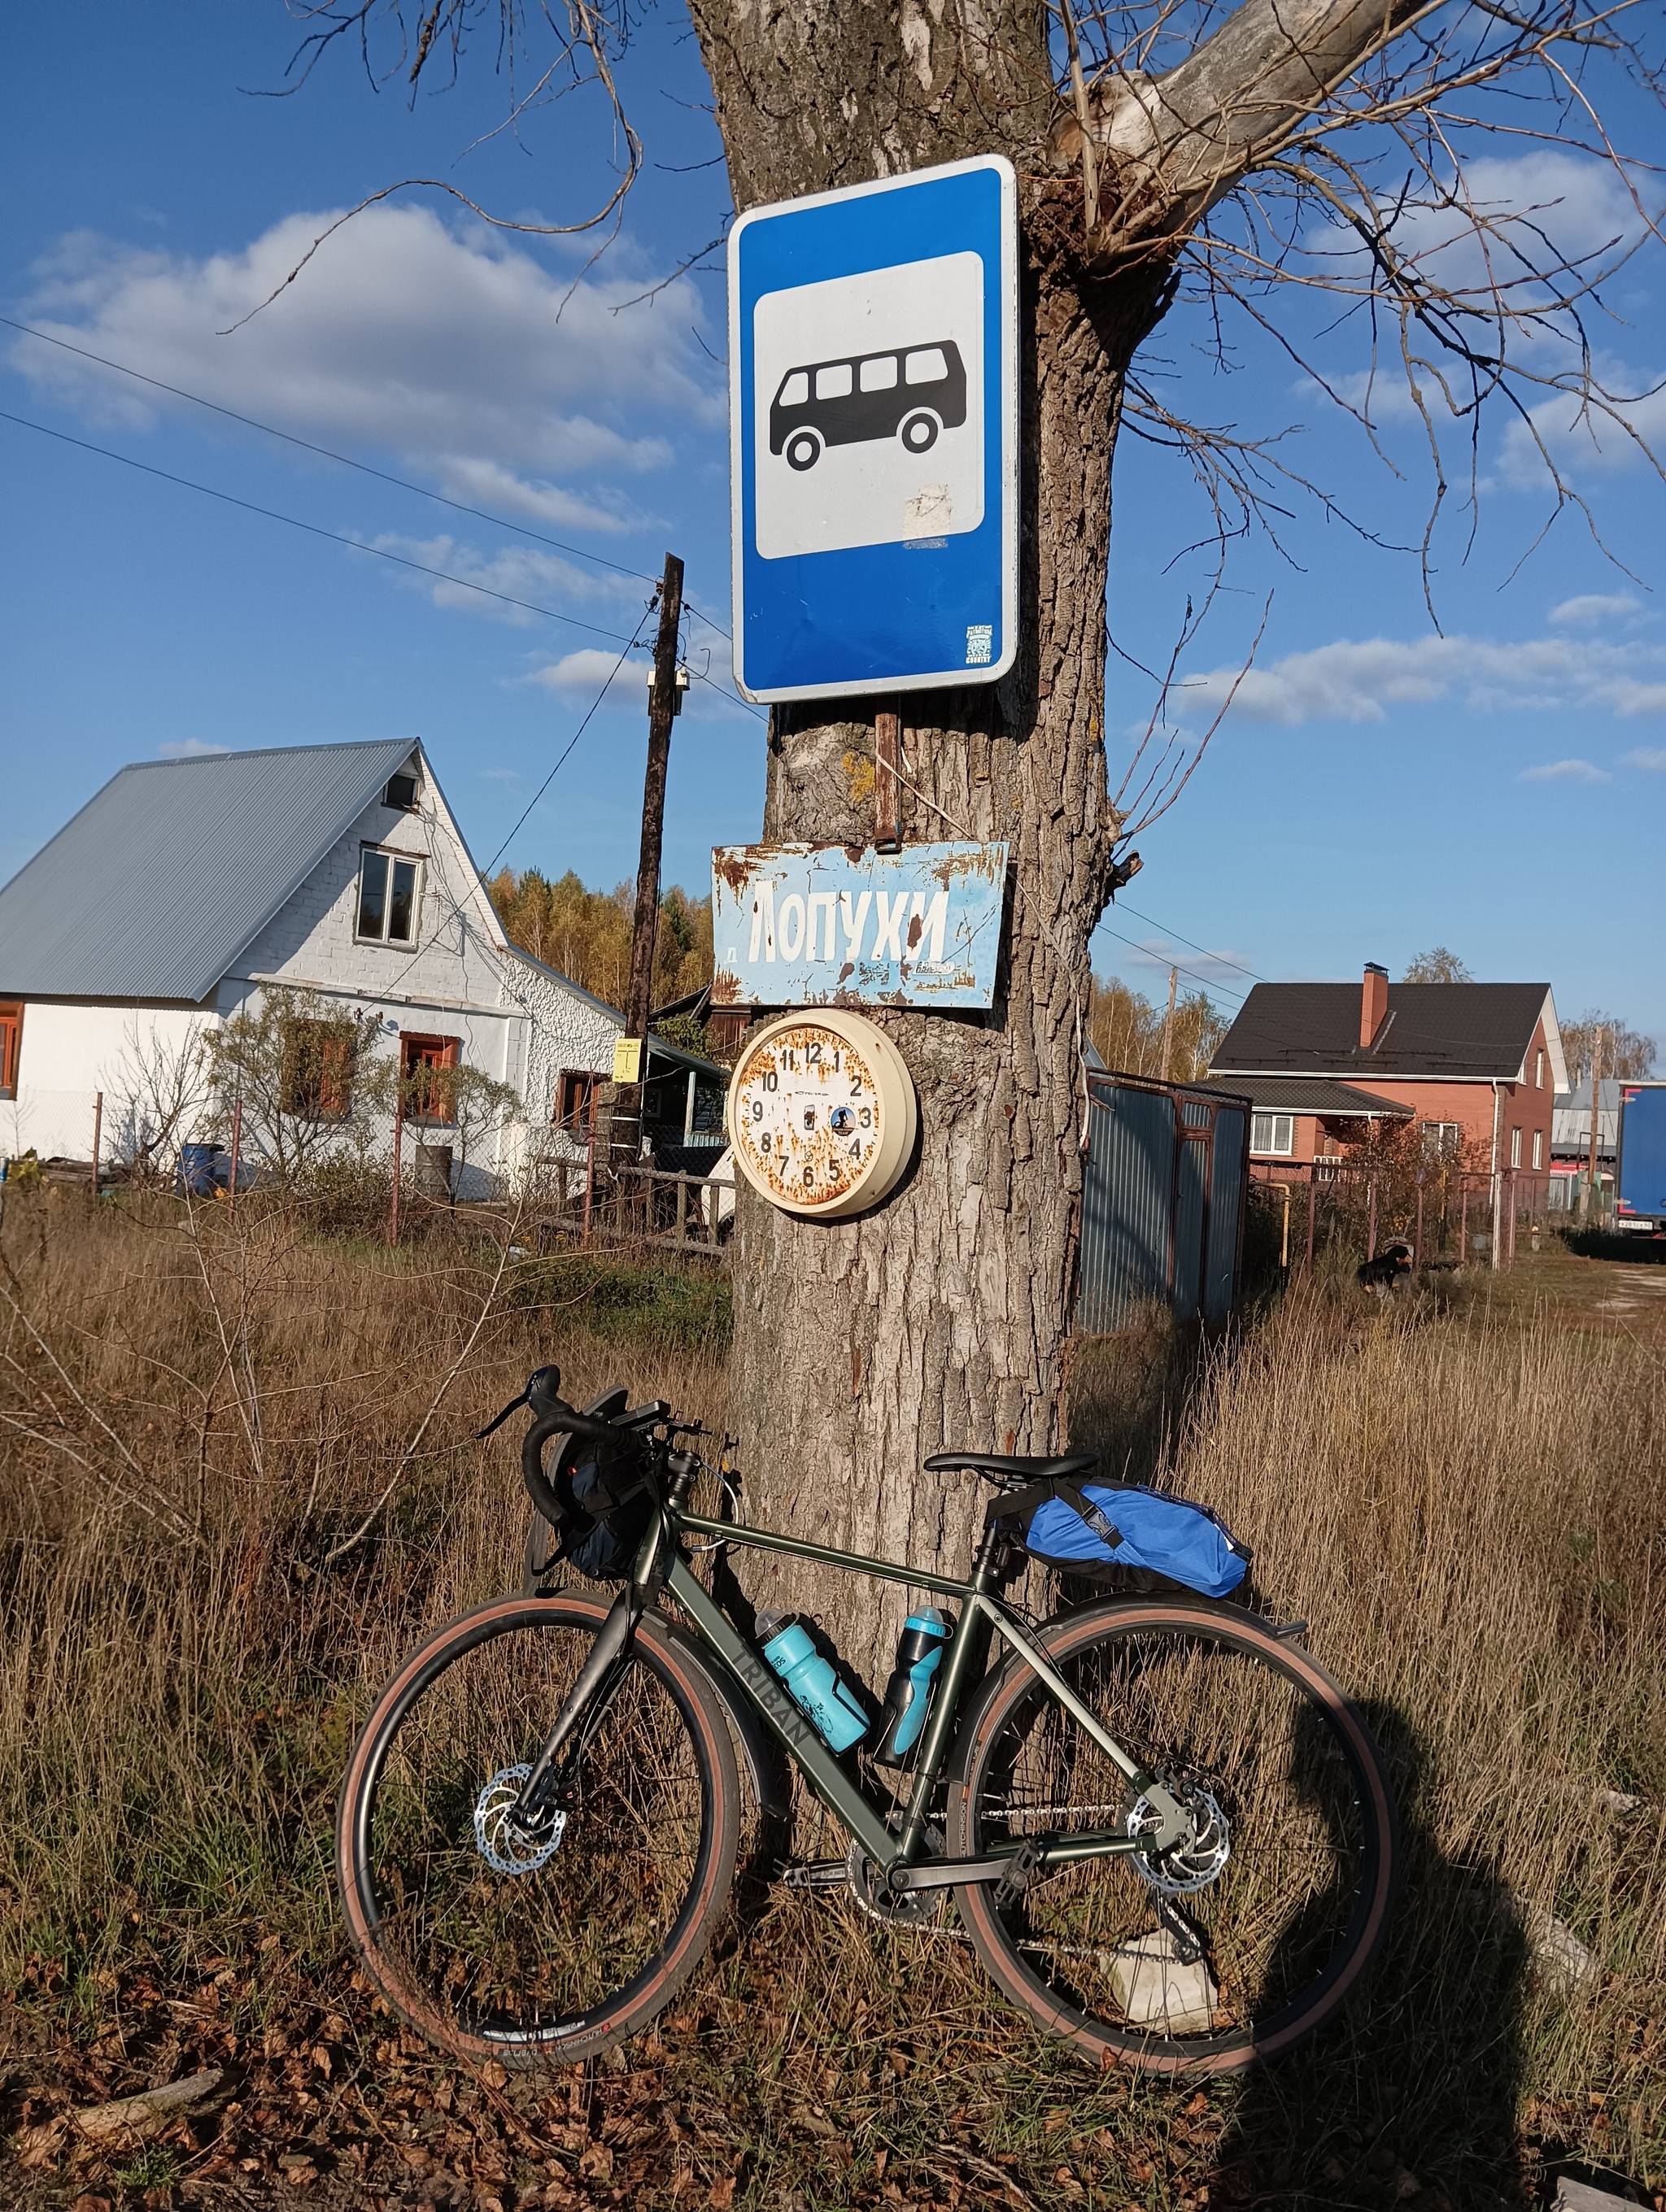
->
731;1021;883;1211
726;1009;917;1219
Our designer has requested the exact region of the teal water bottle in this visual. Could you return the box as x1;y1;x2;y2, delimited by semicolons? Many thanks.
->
756;1613;869;1753
870;1609;953;1768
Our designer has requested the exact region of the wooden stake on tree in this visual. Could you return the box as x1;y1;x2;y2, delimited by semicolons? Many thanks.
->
612;552;684;1191
874;707;902;851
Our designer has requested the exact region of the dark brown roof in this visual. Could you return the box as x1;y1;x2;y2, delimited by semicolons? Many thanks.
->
1211;982;1552;1082
1197;1075;1412;1117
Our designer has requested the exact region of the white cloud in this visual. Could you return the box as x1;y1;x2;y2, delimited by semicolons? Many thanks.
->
529;648;651;694
157;738;229;757
1622;746;1666;769
1180;629;1666;727
364;532;647;629
9;205;718;519
1520;759;1610;782
1497;372;1666;486
1550;594;1642;626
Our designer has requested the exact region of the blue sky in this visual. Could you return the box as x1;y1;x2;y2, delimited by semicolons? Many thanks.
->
3;5;1662;1054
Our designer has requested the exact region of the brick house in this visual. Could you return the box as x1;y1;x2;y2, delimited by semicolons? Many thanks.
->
0;738;725;1187
1207;964;1565;1179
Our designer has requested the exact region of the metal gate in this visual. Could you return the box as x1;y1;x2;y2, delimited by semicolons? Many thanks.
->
1076;1073;1250;1333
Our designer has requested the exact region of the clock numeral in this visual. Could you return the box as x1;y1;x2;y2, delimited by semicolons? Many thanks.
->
848;1140;861;1161
750;1100;763;1121
760;1133;771;1154
859;1108;872;1129
806;1040;821;1065
849;1077;862;1097
762;1070;778;1092
802;1163;815;1187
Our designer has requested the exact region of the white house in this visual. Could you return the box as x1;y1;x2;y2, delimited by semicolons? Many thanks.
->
0;738;726;1191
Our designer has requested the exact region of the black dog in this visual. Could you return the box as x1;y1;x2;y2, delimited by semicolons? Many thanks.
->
1358;1240;1414;1293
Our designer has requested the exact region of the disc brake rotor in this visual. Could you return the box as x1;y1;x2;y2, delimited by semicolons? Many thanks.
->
1125;1787;1230;1896
473;1764;567;1877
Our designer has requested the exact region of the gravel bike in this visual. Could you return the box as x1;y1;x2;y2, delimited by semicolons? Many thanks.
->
338;1367;1397;2075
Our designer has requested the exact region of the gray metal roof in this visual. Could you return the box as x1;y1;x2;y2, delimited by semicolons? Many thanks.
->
1197;1074;1414;1117
0;739;418;1003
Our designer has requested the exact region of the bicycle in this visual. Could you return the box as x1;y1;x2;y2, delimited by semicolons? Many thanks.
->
337;1366;1397;2076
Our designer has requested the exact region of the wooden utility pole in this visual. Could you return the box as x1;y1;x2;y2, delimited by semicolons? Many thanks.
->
1585;1025;1605;1221
610;552;685;1194
1158;966;1178;1083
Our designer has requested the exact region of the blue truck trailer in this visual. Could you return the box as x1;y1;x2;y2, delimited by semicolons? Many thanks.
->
1616;1082;1666;1234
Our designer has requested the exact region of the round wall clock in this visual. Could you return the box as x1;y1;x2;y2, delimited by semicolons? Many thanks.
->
726;1010;917;1219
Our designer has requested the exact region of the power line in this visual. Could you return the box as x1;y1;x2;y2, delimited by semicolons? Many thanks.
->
485;615;656;875
1108;897;1269;985
0;312;735;643
0;407;643;642
1093;921;1250;1008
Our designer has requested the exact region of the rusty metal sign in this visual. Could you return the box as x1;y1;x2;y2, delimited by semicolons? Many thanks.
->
711;840;1008;1009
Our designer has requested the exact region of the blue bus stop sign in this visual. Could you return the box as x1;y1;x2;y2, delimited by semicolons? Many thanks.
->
729;155;1018;704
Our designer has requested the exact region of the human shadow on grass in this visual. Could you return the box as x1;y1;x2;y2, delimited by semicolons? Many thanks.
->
1210;1700;1531;2212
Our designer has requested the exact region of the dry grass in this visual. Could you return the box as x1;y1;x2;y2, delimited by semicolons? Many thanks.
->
1;1190;1662;2211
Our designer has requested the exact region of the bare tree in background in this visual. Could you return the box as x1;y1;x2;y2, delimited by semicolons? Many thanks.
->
284;0;1664;1666
1562;1008;1657;1085
1402;947;1475;984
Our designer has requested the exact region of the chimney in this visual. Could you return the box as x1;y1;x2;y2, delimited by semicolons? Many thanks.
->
1360;962;1389;1049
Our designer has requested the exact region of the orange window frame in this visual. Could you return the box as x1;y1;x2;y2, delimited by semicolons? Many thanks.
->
401;1033;460;1124
0;1002;20;1094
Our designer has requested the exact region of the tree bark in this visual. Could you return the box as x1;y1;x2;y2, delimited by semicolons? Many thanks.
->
686;0;1421;1678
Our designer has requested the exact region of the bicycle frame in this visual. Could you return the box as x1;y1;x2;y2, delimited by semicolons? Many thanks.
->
652;1502;1183;1883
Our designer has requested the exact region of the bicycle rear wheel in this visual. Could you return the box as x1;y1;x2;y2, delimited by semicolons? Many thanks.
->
338;1592;739;2065
950;1599;1396;2075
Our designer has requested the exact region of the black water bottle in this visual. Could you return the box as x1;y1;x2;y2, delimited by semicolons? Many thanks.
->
870;1609;953;1768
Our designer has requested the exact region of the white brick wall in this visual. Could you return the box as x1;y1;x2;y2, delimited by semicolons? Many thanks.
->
7;756;626;1188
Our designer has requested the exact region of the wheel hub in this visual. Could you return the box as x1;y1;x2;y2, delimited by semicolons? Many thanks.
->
473;1765;567;1876
1126;1787;1230;1895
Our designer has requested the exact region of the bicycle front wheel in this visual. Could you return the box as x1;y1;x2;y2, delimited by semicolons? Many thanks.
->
338;1592;739;2066
950;1600;1396;2075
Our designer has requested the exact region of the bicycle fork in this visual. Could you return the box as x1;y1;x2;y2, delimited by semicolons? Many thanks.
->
509;1587;641;1839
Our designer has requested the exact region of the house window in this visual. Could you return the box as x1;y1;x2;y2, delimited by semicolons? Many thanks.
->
554;1070;597;1132
1535;1049;1544;1090
0;1001;20;1097
1422;1121;1462;1159
383;772;419;811
400;1033;460;1124
281;1018;356;1121
1250;1112;1294;1156
357;847;421;945
1533;1128;1544;1171
1510;1126;1522;1169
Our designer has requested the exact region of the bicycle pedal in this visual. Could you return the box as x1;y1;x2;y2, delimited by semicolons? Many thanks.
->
777;1858;849;1891
993;1840;1045;1909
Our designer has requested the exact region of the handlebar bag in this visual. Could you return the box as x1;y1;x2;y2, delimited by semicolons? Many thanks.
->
1000;1478;1250;1600
559;1443;654;1580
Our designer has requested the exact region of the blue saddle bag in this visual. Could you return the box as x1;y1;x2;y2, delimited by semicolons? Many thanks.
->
1002;1475;1250;1599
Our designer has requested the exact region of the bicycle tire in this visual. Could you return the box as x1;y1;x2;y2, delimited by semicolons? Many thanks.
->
338;1592;740;2066
949;1598;1397;2075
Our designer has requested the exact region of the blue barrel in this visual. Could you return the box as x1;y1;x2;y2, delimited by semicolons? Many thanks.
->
177;1143;223;1197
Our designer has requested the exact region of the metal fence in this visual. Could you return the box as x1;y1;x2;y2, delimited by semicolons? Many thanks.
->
1247;1157;1562;1270
1076;1073;1250;1332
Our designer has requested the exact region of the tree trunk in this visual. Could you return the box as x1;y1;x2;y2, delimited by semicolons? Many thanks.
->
685;0;1418;1679
687;1;1164;1677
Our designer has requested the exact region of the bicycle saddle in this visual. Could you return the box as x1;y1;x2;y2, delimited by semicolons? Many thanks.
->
923;1448;1099;1487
